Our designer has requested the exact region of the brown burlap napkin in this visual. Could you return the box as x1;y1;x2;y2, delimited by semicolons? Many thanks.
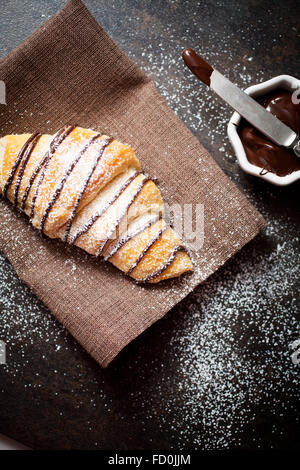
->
0;0;265;367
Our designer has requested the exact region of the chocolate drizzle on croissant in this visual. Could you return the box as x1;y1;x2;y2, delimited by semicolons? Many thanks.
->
30;124;76;219
2;132;40;200
126;224;168;275
104;214;162;261
138;245;186;283
13;133;42;207
96;175;151;257
0;126;193;283
63;136;114;243
69;171;140;245
40;133;103;232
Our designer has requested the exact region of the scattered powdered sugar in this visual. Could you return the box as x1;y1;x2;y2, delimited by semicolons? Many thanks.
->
0;254;70;375
164;239;299;449
101;1;299;448
122;208;299;449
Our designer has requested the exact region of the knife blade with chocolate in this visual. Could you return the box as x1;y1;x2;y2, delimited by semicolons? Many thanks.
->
182;48;300;158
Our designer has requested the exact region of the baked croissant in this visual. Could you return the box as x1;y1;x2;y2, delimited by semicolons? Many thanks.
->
0;125;193;283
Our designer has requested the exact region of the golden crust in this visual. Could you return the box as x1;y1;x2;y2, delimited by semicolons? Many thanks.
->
0;126;193;283
108;218;167;273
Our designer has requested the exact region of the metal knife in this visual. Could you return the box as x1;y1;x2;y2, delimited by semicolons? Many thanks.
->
182;48;300;157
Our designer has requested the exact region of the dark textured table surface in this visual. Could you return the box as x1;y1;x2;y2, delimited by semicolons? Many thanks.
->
0;0;299;450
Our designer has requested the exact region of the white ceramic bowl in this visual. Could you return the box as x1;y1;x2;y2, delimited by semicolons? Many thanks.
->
227;75;300;186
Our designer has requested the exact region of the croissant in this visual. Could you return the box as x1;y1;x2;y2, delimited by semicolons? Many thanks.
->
0;125;193;283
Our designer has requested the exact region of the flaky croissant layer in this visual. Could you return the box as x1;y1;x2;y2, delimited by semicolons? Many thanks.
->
0;125;193;283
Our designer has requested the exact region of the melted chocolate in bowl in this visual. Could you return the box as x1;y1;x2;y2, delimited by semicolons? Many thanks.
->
238;89;300;177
